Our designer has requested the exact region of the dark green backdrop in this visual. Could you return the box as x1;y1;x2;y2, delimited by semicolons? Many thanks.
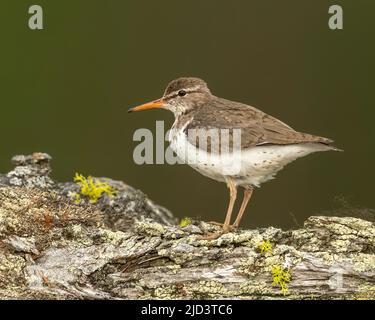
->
1;1;374;228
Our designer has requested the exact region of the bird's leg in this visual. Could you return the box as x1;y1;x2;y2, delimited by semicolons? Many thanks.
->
199;179;237;240
210;186;253;229
233;187;253;228
222;178;237;231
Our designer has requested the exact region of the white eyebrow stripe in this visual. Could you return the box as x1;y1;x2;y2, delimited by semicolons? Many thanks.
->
163;86;202;100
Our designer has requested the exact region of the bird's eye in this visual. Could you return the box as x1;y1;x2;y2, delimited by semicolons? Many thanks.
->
178;90;187;97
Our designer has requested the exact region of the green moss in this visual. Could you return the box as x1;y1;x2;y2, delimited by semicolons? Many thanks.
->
74;173;115;204
271;265;291;295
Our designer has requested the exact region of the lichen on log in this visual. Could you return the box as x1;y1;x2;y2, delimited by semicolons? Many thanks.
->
0;153;374;300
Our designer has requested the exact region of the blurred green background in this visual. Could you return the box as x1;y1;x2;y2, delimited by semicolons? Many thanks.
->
1;1;374;229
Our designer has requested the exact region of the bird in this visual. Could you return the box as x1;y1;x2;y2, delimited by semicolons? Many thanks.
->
128;77;341;240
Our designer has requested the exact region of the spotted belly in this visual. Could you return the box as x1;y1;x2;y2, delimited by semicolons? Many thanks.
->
169;129;331;187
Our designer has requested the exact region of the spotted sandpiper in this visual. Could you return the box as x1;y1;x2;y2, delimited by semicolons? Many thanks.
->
129;77;341;239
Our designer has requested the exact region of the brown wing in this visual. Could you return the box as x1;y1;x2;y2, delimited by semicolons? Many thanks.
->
183;97;334;153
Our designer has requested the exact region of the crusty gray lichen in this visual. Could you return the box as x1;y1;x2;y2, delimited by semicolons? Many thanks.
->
5;153;55;189
0;153;374;300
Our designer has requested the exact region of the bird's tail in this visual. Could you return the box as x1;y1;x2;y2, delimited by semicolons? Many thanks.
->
319;142;343;152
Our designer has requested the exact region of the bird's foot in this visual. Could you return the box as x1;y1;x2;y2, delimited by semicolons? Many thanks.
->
208;221;224;227
198;224;234;240
208;221;238;229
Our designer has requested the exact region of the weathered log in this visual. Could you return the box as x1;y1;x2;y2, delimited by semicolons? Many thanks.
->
0;153;374;299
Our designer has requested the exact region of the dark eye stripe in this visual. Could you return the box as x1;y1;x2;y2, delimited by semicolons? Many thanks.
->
164;88;198;100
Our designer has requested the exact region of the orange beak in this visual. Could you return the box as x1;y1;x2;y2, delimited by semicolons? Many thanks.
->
128;98;165;113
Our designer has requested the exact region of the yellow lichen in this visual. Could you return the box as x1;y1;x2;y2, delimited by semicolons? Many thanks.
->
74;193;81;205
271;265;291;295
74;173;115;204
258;240;272;254
179;217;192;227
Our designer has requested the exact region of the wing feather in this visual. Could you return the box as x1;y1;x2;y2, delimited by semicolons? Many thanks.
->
183;97;335;153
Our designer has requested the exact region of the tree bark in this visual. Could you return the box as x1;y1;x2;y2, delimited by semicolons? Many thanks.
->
0;153;374;299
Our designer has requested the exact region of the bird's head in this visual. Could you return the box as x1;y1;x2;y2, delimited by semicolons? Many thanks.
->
128;77;212;116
